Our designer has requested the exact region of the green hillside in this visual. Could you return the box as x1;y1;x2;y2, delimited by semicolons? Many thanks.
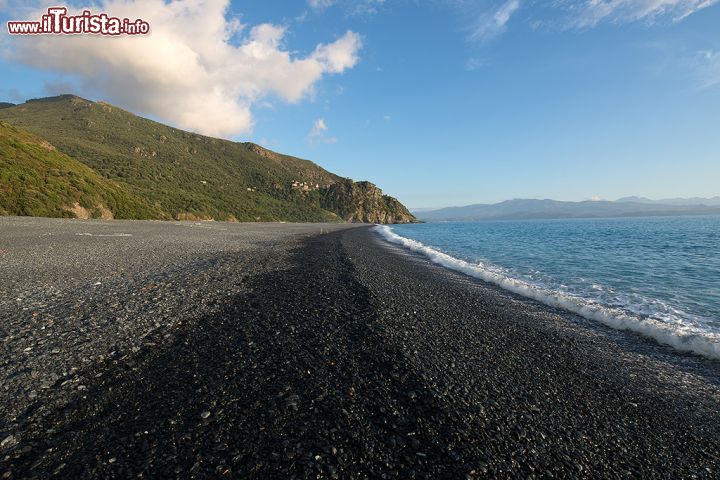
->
0;95;416;223
0;121;162;219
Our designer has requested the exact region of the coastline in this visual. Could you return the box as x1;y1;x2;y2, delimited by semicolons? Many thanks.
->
2;218;719;478
374;224;720;360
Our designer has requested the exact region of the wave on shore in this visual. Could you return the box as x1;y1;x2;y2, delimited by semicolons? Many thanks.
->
375;225;720;360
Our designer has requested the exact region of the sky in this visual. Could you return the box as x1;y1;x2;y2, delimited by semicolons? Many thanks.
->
1;0;719;209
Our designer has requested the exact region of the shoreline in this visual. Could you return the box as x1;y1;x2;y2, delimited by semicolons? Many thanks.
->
2;219;719;478
367;226;720;370
374;224;720;361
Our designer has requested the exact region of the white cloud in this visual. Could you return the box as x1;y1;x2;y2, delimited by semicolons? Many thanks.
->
307;0;385;16
308;118;338;144
307;0;336;11
351;0;386;16
311;118;329;135
567;0;719;28
2;0;362;139
464;1;716;42
465;57;489;71
696;49;720;88
469;0;521;42
312;30;363;73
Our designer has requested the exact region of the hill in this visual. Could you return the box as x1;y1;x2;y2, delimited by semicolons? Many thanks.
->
418;198;720;222
0;95;415;223
0;121;162;219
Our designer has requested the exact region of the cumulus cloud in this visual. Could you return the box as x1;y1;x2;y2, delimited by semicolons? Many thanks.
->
469;0;521;42
2;0;362;138
308;118;337;144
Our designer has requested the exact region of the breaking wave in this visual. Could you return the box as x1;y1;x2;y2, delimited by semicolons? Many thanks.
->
375;225;720;360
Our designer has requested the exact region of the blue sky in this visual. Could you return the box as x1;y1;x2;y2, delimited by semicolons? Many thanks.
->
1;1;719;208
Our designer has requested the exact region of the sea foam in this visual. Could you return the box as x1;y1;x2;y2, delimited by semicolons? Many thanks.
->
375;225;720;360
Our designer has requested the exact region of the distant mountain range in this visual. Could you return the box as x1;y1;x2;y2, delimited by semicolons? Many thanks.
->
0;95;415;223
615;196;720;206
417;197;720;222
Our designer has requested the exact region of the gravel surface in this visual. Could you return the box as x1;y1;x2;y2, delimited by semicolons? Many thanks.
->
1;218;719;479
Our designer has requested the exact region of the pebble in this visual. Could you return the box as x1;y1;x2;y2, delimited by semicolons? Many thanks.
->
1;436;17;450
1;225;719;479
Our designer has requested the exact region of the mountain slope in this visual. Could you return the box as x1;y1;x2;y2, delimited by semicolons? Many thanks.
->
0;95;415;223
418;198;720;222
616;196;720;207
0;121;162;219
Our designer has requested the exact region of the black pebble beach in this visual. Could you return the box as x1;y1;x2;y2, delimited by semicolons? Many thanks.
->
1;217;719;479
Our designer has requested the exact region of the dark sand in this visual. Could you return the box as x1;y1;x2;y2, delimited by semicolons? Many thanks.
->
1;218;719;479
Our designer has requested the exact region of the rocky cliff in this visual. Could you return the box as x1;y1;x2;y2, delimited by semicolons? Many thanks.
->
321;180;417;224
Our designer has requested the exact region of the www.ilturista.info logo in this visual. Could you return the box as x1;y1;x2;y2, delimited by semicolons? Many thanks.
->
7;7;150;35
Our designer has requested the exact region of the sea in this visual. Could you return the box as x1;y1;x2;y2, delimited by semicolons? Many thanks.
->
376;215;720;360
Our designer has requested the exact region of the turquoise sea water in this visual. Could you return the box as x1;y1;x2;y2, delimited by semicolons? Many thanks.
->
378;216;720;359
